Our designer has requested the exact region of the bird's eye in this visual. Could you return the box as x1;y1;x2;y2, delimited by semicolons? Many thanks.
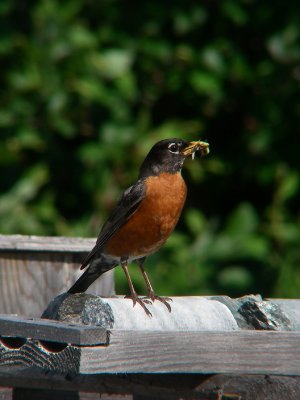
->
168;143;179;154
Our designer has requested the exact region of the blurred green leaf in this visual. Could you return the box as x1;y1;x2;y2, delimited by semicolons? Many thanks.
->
201;47;226;76
185;209;206;235
267;25;300;63
226;203;258;236
218;266;254;293
190;70;223;100
91;49;134;79
0;165;48;214
222;1;248;25
277;170;299;202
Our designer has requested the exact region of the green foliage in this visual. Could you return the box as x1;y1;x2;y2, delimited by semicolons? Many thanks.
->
1;0;300;298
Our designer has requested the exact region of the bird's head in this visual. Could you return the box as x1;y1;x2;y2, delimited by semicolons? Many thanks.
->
139;138;209;178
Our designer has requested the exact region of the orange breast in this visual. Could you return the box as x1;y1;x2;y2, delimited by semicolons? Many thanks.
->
105;172;187;258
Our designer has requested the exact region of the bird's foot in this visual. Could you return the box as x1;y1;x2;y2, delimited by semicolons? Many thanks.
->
146;291;173;312
125;294;153;317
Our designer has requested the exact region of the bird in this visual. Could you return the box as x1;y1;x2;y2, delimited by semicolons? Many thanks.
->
68;138;209;316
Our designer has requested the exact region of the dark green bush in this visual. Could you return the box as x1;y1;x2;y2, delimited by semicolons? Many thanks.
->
1;0;299;298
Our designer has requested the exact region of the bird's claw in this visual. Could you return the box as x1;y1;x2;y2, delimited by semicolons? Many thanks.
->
125;294;153;317
146;292;173;312
125;293;172;315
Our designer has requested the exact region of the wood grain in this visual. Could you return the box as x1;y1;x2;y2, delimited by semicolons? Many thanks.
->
0;235;96;253
0;235;115;316
0;315;108;346
0;340;80;374
81;329;300;375
2;327;300;376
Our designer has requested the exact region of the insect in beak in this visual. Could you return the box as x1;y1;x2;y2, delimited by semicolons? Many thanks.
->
182;140;209;159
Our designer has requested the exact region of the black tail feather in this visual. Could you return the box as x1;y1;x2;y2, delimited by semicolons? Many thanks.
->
68;260;117;294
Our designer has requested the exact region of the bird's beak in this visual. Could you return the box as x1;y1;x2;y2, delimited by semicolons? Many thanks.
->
182;140;210;159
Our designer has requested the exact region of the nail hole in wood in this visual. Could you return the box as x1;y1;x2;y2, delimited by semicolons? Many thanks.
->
0;336;27;349
39;340;68;353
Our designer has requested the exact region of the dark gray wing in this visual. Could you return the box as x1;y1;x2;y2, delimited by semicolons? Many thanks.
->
80;179;146;269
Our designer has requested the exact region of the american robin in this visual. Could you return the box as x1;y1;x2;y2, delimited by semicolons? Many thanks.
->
68;138;209;316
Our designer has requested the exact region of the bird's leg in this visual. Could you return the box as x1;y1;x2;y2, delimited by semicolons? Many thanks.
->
120;258;152;317
137;258;172;312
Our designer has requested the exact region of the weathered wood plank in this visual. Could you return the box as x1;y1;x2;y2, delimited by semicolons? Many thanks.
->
0;253;77;316
0;235;115;316
3;330;300;375
0;340;80;374
0;314;108;346
0;253;114;316
0;235;96;253
2;325;300;375
187;374;300;400
1;368;300;400
81;330;300;375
